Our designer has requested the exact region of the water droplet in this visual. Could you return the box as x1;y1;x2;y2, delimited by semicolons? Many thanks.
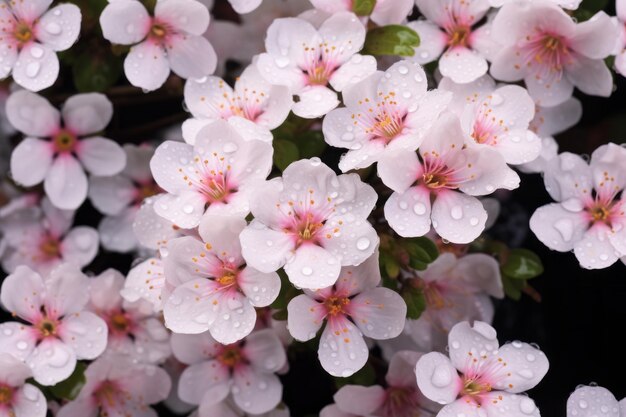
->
450;206;463;220
451;341;460;349
519;398;536;414
341;132;354;142
301;267;313;276
397;65;409;75
490;93;504;106
356;237;370;251
223;142;238;153
413;203;426;215
182;205;194;214
431;364;452;387
25;62;41;78
45;22;62;35
579;400;588;409
30;46;44;58
518;369;534;379
469;217;479;226
2;328;13;336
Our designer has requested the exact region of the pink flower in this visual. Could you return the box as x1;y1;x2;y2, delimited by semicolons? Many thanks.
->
89;144;161;253
322;60;452;172
121;257;167;312
287;252;406;377
1;198;98;275
88;269;171;364
409;0;495;83
567;385;626;417
183;65;293;144
7;90;126;210
439;75;542;165
256;12;377;118
0;353;46;417
239;158;378;289
615;0;626;76
378;112;519;243
530;143;626;269
0;264;108;385
171;329;286;415
415;321;549;417
163;214;280;344
150;120;273;229
402;253;504;352
490;1;618;106
0;1;81;91
99;0;217;91
321;351;438;417
309;0;415;26
56;355;171;417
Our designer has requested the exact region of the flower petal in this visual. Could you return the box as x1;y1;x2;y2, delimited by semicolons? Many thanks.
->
334;385;386;415
414;352;462;405
287;294;325;341
154;0;210;35
178;360;230;405
124;41;170;91
76;137;126;176
384;186;432;238
28;338;77;386
232;366;282;414
349;287;406;340
58;311;107;359
292;85;339;119
285;245;341;290
208;292;257;344
431;191;487;244
62;93;113;136
491;341;549;394
89;175;135;216
0;322;37;362
168;35;217;80
10;138;53;187
163;279;217;334
12;43;59;92
318;315;369;377
567;386;620;417
238;267;281;308
439;47;488;84
1;266;45;322
99;0;150;44
573;226;619;269
43;154;87;210
240;220;295;274
36;4;81;51
242;329;287;373
448;321;500;371
406;20;447;64
530;203;588;252
61;226;99;268
6;90;59;137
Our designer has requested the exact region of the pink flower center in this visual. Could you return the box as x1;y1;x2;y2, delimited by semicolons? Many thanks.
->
419;151;472;191
423;283;451;310
381;387;422;417
354;93;406;143
52;129;77;153
519;31;572;83
107;311;133;337
447;25;471;48
217;345;244;368
36;317;59;338
0;384;13;406
13;21;34;46
94;381;123;409
300;41;340;86
323;296;350;316
148;20;172;44
306;61;336;86
39;236;61;260
461;375;493;397
183;154;237;204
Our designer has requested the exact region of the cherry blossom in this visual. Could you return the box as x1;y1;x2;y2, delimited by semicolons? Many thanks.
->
415;321;549;417
183;65;293;144
490;1;618;106
528;97;582;139
0;353;46;417
121;257;167;313
89;144;161;253
566;385;626;417
615;0;626;77
0;264;107;385
287;252;406;377
322;351;438;417
163;214;281;344
256;11;377;118
402;252;503;352
132;195;188;252
88;269;171;364
1;198;98;275
100;0;217;91
7;90;126;210
171;329;286;415
309;0;414;26
56;354;171;417
530;143;626;269
150;119;273;229
239;158;378;290
378;112;519;243
0;0;81;91
409;0;495;84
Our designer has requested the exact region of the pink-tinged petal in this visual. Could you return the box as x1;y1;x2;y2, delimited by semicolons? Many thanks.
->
566;56;613;98
58;312;107;359
570;12;618;59
342;70;382;108
543;152;592;202
530;203;588;252
164;236;219;287
525;72;574;108
414;352;462;405
349;287;406;340
1;266;45;322
471;21;500;62
378;149;420;193
377;60;427;109
440;47;488;84
122;258;164;310
150;140;194;193
153;191;206;229
321;218;378;267
319;12;366;65
168;35;217;80
12;384;47;417
154;0;210;35
491;341;549;394
0;353;31;386
178;360;230;405
243;329;287;373
384;187;432;238
12;43;59;92
44;154;88;210
163;279;218;334
431;191;487;244
124;41;170;91
567;386;620;417
287;294;326;341
338;141;387;172
264;17;320;74
320;404;359;417
292;85;339;119
0;43;17;79
481;392;540;417
460;149;520;195
406;20;446;64
238;267;281;308
322;107;369;152
61;226;99;268
494;131;542;165
489;46;525;83
184;75;233;119
285;244;341;289
329;54;377;92
10;138;53;187
171;332;220;365
0;323;37;361
36;4;81;51
208;292;257;344
386;350;424;388
255;52;308;92
10;0;52;21
89;269;124;310
456;254;504;298
28;338;77;386
232;366;282;414
116;361;171;405
45;263;90;315
62;93;113;135
76;136;126;176
309;0;350;13
574;226;620;269
318;315;369;377
198;214;245;260
228;0;263;14
619;0;626;20
334;385;386;415
531;98;582;138
334;251;381;297
227;117;274;143
122;144;154;183
6;90;60;137
399;89;452;151
89;175;135;216
448;321;500;370
437;400;482;417
240;220;295;273
371;0;414;25
199;401;240;417
99;0;150;44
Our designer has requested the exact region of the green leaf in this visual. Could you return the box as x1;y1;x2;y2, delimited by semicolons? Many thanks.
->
401;286;426;320
381;252;400;279
334;362;376;387
295;131;327;159
403;237;439;270
49;362;87;400
502;275;526;301
502;248;543;280
363;25;420;57
73;51;122;92
353;0;377;16
273;139;300;171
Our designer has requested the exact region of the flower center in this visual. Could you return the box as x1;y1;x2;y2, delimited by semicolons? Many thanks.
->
307;64;332;86
218;346;243;368
37;318;58;337
448;26;471;47
150;23;168;40
0;385;13;406
39;237;61;258
590;205;610;222
324;296;350;316
423;172;448;189
423;284;449;310
373;113;404;140
14;21;33;44
110;313;131;334
461;377;493;397
95;381;121;408
53;130;77;153
216;272;237;287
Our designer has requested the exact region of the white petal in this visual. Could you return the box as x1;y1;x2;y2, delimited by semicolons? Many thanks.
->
168;35;217;80
35;4;81;51
491;341;549;394
28;338;77;386
124;41;170;91
61;226;99;267
76;137;126;176
384;186;432;238
240;221;295;273
565;56;613;98
89;175;135;216
439;47;488;84
574;227;620;269
5;90;60;137
58;312;108;359
431;191;487;244
99;0;150;44
12;43;59;92
0;322;37;362
318;316;369;377
232;367;282;414
406;20;446;64
329;54;377;92
62;93;113;135
349;287;406;340
286;294;325;341
292;85;339;119
238;267;281;308
10;138;53;187
567;386;620;417
414;352;461;405
285;245;341;289
154;0;210;35
529;203;588;252
44;155;88;210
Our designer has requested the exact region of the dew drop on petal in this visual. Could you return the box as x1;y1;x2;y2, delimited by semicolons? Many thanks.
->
356;237;370;251
431;364;452;387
